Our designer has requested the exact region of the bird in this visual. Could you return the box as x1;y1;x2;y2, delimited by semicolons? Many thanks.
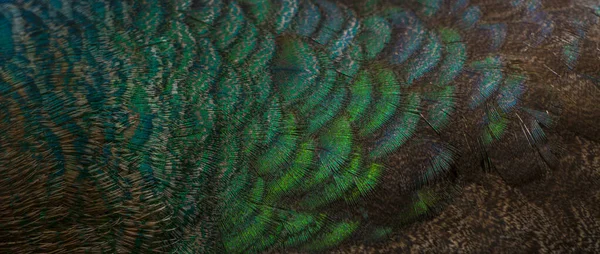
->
0;0;598;253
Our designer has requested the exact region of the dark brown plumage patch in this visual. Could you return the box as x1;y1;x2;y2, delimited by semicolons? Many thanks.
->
338;135;600;253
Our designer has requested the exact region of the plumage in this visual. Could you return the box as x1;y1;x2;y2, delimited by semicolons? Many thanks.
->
0;0;598;253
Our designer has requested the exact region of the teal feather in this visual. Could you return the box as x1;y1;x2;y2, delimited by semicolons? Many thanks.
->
0;0;598;253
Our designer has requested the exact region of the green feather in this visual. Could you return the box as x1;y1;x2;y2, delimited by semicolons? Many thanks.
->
304;221;359;251
370;93;421;159
257;113;298;175
360;68;401;136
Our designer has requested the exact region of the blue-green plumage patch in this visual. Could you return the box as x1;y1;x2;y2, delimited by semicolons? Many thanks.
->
348;163;383;200
417;0;442;17
469;56;503;109
228;22;258;64
0;12;14;61
459;6;481;30
292;0;321;36
273;38;319;106
404;30;442;85
370;93;421;159
358;16;391;60
435;28;466;86
313;0;344;45
257;113;298;175
266;139;315;201
360;68;401;137
216;69;242;120
214;1;244;50
192;0;223;25
388;11;426;65
347;71;373;123
336;44;362;79
0;0;566;252
303;220;359;251
304;117;352;189
299;51;336;115
427;86;455;130
482;113;509;145
328;8;360;60
239;0;269;25
497;74;526;113
281;212;326;248
274;0;299;34
306;82;347;134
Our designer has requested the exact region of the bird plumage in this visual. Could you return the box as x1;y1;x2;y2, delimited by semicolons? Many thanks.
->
0;0;598;253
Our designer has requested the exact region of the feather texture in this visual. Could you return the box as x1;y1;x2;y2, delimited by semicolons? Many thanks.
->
0;0;599;253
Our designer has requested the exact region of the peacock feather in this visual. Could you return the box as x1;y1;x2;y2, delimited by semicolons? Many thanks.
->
0;0;598;253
